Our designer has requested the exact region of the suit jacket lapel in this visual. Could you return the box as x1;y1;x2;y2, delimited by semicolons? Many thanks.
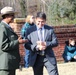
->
34;25;39;41
6;25;17;35
44;25;48;41
1;22;17;35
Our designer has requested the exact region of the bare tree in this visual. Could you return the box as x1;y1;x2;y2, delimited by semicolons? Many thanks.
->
18;0;27;17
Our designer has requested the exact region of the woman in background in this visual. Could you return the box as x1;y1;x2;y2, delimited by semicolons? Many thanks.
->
63;38;76;62
21;15;35;68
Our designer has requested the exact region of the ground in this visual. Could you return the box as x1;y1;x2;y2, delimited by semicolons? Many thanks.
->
16;62;76;75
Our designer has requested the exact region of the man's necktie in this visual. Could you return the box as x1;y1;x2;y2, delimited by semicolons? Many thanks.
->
39;28;45;56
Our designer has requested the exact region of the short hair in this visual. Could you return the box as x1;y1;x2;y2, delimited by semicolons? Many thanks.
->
36;12;46;20
2;13;14;19
2;14;8;19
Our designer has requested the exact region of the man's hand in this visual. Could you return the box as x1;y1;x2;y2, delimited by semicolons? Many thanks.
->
18;36;28;44
36;41;47;50
37;41;46;46
37;44;46;50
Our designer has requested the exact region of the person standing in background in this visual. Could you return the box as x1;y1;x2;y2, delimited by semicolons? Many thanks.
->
25;12;59;75
0;6;28;75
21;15;35;68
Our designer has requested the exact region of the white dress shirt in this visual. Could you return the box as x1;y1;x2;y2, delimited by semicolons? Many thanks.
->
36;26;44;41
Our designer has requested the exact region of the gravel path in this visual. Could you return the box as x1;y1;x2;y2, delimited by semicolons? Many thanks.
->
16;62;76;75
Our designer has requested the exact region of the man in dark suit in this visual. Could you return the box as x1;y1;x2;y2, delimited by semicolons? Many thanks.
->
0;6;28;75
25;12;59;75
